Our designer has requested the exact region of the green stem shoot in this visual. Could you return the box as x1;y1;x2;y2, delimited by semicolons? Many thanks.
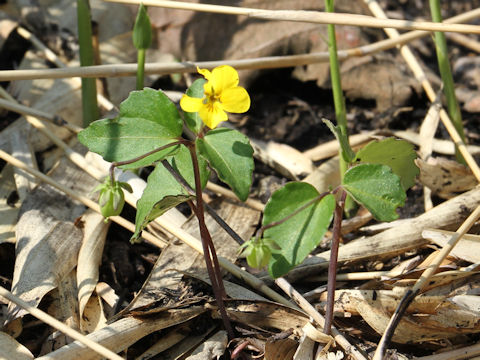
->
429;0;466;164
325;0;356;216
136;49;146;90
77;0;99;126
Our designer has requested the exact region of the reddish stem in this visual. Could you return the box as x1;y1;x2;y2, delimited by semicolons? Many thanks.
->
187;143;234;338
324;190;346;334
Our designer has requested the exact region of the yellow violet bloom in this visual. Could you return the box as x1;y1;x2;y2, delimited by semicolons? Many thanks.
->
180;65;251;129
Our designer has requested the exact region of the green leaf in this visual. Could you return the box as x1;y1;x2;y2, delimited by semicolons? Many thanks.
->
263;182;336;278
132;164;193;242
197;128;254;201
354;138;419;190
323;118;355;163
183;79;206;134
342;164;406;222
78;88;184;168
78;117;180;169
171;144;210;190
133;3;152;50
120;88;183;136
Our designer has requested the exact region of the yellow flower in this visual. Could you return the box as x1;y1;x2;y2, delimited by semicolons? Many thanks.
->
180;65;250;129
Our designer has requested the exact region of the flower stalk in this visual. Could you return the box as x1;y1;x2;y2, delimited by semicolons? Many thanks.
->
429;0;466;164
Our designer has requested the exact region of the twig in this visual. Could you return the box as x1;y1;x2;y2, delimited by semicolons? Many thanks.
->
105;0;480;34
0;286;123;360
206;181;264;212
275;277;368;360
0;149;167;249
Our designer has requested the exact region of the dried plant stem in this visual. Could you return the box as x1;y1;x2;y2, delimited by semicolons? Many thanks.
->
0;286;123;360
3;7;480;82
105;0;480;34
206;181;264;211
275;277;367;360
446;32;480;53
0;97;82;133
0;149;167;248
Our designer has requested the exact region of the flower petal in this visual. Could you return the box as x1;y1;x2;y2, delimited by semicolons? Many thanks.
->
210;65;239;95
180;94;204;113
199;102;228;129
220;86;250;113
197;67;212;81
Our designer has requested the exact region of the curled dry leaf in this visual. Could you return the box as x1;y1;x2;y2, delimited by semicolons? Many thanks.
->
77;210;110;319
423;229;480;264
0;331;34;360
416;157;476;198
337;273;480;343
7;210;82;322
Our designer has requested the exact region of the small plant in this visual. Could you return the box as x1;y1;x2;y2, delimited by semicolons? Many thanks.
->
79;63;418;337
242;132;418;333
79;65;252;337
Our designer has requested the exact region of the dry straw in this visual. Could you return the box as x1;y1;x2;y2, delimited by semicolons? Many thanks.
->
106;0;480;34
1;8;479;81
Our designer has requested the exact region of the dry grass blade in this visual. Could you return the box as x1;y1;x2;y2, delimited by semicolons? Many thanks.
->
105;0;480;34
0;286;123;360
0;7;478;82
0;96;82;134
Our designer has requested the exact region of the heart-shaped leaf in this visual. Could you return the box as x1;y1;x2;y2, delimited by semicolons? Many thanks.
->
78;117;180;169
263;182;336;278
120;88;183;135
354;138;418;190
132;164;193;242
79;88;183;169
197;128;254;201
342;163;406;222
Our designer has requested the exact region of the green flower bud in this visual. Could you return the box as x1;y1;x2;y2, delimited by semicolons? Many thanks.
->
94;178;133;219
240;237;277;269
133;3;152;50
